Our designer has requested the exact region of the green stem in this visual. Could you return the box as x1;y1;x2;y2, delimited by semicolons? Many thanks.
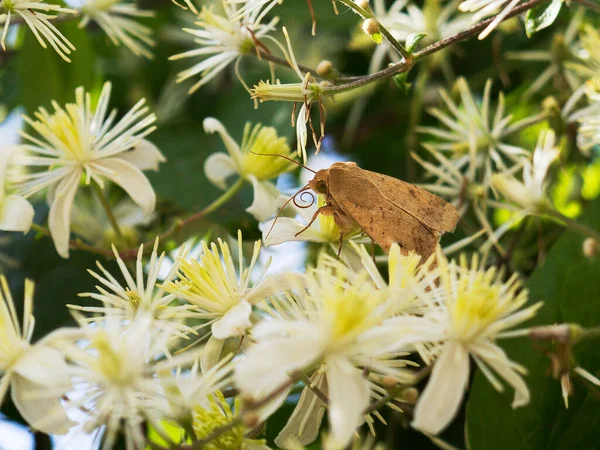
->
335;0;411;60
579;326;600;341
545;209;600;242
91;182;125;242
574;0;600;13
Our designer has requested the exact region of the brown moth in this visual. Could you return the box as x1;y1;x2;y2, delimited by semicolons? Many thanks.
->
281;161;460;260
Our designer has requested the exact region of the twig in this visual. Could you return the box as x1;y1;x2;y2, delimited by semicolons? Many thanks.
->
574;0;600;12
322;0;552;94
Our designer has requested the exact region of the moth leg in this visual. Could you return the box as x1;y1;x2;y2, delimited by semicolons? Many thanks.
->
370;238;375;263
295;205;335;237
337;233;344;259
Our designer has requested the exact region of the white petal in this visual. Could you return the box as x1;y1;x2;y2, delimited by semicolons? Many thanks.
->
245;273;306;305
91;157;156;214
235;330;322;397
211;300;252;339
203;117;242;162
204;152;238;190
48;169;81;259
245;177;280;222
262;217;325;246
11;375;76;435
411;341;470;435
12;346;71;387
200;334;226;374
117;139;165;172
275;372;327;448
0;195;34;232
471;341;530;408
324;356;370;450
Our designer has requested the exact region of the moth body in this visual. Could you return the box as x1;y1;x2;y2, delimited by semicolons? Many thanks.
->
304;161;459;259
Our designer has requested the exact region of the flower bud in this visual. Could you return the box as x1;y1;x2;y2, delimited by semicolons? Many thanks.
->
583;237;599;259
316;60;333;77
243;412;260;429
382;375;398;392
355;0;370;9
362;18;380;36
401;387;419;404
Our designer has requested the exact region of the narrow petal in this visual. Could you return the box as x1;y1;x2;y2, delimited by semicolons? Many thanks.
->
48;169;81;258
203;152;237;190
471;341;530;408
12;346;71;387
275;371;327;448
246;177;280;222
411;342;470;435
211;300;252;339
91;157;156;214
0;195;34;232
325;356;370;450
262;217;325;246
200;334;226;374
117;139;165;171
245;273;306;305
203;117;242;163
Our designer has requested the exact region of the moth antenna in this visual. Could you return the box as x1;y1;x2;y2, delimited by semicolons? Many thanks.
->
248;150;317;173
265;184;311;239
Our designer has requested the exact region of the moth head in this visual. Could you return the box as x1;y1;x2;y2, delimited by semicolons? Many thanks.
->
309;170;329;195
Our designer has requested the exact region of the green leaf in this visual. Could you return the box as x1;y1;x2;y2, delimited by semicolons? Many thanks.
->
405;33;427;53
393;72;411;95
371;32;383;45
525;0;563;38
466;197;600;450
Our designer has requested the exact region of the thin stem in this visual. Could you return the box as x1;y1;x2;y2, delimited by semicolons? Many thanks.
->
574;0;600;13
579;326;600;341
91;182;125;242
335;0;411;60
183;418;242;450
118;177;245;260
545;208;600;242
322;0;551;94
30;223;115;257
299;372;329;404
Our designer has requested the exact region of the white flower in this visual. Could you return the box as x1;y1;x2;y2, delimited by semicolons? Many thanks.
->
61;313;195;450
161;231;303;371
504;9;584;98
458;0;521;40
227;0;282;21
0;145;33;233
0;276;75;435
567;24;600;80
203;117;296;222
0;0;77;61
70;239;196;339
492;129;559;214
70;192;154;246
418;78;534;188
9;82;165;258
262;194;369;269
369;251;542;435
235;255;410;450
169;0;277;94
77;0;155;58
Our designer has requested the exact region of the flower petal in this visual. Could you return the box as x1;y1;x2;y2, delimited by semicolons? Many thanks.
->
411;341;470;435
91;157;156;214
246;177;280;222
203;152;238;190
48;169;81;258
245;272;306;305
0;194;34;232
262;216;325;246
200;334;226;374
471;341;530;408
203;117;242;163
12;346;71;387
275;371;327;448
325;355;370;450
11;374;76;435
117;139;165;172
211;300;252;339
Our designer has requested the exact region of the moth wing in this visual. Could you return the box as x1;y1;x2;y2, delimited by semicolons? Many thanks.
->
328;164;439;258
330;163;459;233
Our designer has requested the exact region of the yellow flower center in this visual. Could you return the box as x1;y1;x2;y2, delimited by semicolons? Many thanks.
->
240;122;295;180
193;392;244;450
91;332;136;385
450;276;505;341
125;289;143;312
43;104;91;161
